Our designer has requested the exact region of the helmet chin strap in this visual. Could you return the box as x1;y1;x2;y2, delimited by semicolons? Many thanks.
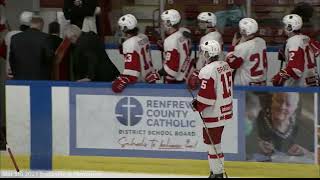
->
203;52;216;64
204;52;210;60
206;26;216;33
164;24;177;36
198;21;208;30
199;22;215;32
164;25;172;32
284;26;297;38
286;31;296;38
119;28;130;40
206;56;219;64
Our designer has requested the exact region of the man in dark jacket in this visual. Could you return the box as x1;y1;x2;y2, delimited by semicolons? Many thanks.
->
64;25;119;82
10;17;55;80
48;21;71;81
48;21;62;51
63;0;97;29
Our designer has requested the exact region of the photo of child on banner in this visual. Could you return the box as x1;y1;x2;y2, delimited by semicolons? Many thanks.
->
245;92;315;164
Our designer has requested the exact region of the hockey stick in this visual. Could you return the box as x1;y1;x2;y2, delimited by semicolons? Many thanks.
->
6;143;20;172
187;88;228;178
160;48;165;84
279;59;284;72
279;44;286;72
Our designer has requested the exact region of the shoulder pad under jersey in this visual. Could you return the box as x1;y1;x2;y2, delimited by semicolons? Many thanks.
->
123;36;139;54
199;62;216;80
287;35;310;51
164;31;181;52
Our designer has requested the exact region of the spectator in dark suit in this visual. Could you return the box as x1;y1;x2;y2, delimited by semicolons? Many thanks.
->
9;17;55;80
63;0;97;29
64;25;119;82
48;21;70;81
5;11;34;79
48;21;62;51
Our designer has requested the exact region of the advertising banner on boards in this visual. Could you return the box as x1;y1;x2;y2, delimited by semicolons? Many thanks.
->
69;86;244;160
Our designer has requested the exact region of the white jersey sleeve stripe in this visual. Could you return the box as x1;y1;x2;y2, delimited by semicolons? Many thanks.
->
205;120;228;128
197;95;215;106
123;69;140;77
164;64;178;77
292;68;303;78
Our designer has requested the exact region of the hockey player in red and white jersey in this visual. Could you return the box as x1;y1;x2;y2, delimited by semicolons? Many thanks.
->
112;14;157;93
147;9;191;84
188;12;224;90
226;18;268;86
272;14;319;87
191;40;233;178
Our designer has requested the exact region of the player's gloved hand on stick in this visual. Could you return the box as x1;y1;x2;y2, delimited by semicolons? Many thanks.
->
188;71;200;90
112;76;130;93
145;71;160;83
272;69;290;87
191;99;199;112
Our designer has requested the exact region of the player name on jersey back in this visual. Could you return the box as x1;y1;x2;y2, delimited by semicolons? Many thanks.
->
217;64;232;74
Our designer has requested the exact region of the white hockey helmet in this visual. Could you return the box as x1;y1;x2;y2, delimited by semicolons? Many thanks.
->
161;9;181;27
118;14;138;32
20;11;34;26
197;12;217;28
239;18;258;36
282;14;303;33
200;40;221;59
